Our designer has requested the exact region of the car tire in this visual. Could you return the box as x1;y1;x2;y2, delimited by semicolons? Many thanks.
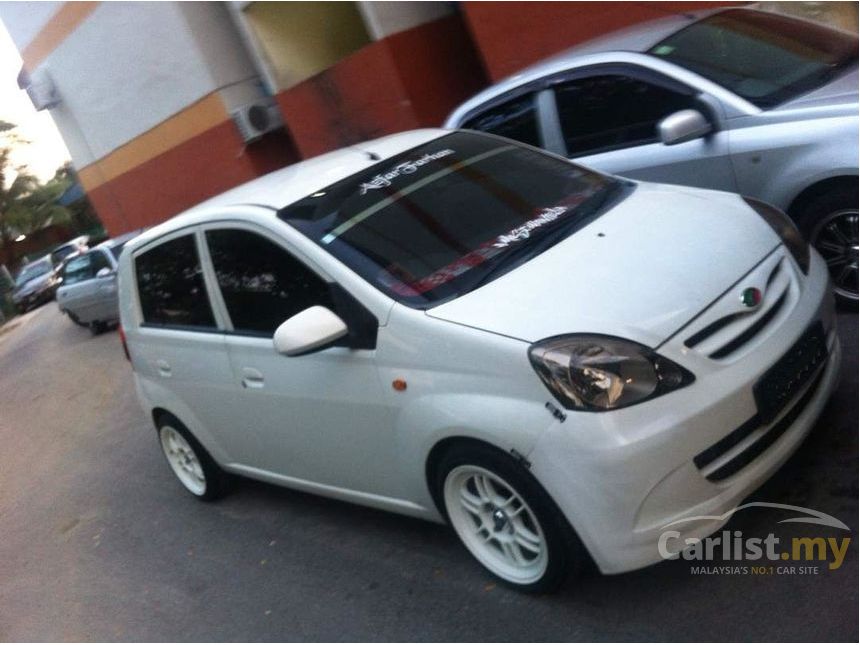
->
156;414;230;501
435;442;584;593
89;321;106;335
796;187;858;305
67;311;88;327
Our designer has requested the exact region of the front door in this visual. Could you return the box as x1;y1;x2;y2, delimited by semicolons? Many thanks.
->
553;71;738;192
201;225;398;497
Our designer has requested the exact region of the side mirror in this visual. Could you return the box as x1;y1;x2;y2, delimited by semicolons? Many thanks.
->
96;267;114;278
273;306;348;356
658;109;712;146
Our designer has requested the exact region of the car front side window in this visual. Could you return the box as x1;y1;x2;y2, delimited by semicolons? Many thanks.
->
61;254;95;286
91;250;112;275
135;234;216;330
553;73;696;157
205;229;335;336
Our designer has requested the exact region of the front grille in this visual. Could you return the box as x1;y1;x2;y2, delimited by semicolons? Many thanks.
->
694;322;828;482
682;255;797;362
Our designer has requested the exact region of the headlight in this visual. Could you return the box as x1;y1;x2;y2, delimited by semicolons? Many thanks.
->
743;197;809;274
528;335;694;411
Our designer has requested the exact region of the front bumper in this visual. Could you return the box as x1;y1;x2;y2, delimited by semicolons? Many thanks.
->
13;288;52;310
527;248;839;574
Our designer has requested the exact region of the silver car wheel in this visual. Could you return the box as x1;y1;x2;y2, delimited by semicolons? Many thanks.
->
160;425;207;496
443;465;548;585
811;208;858;301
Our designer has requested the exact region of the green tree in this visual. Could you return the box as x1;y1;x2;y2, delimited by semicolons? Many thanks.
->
0;120;71;248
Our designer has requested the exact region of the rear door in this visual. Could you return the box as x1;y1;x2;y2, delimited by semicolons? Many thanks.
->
131;230;259;465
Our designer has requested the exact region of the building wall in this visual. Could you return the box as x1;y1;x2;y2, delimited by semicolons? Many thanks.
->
243;1;372;90
0;1;299;235
2;1;854;236
460;1;739;81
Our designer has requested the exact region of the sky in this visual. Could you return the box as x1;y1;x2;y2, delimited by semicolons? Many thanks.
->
0;19;70;183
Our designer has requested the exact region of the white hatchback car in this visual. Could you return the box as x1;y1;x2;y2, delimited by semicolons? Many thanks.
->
119;129;839;592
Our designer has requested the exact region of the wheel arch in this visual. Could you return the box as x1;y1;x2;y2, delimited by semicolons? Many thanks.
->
425;436;515;518
787;175;859;221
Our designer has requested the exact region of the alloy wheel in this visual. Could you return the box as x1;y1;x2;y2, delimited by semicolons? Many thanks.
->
160;425;207;496
811;208;858;301
443;465;548;585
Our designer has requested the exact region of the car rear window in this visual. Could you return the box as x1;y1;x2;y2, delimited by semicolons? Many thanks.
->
135;234;216;329
279;132;620;308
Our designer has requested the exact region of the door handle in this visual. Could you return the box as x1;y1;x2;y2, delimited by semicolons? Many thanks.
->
156;359;172;378
241;368;265;389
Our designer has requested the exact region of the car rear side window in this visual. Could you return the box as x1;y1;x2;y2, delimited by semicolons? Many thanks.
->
135;234;216;329
554;74;695;157
461;94;541;148
205;229;334;336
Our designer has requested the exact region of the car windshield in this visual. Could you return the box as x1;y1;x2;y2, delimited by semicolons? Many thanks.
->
279;132;625;308
15;259;52;286
649;9;858;108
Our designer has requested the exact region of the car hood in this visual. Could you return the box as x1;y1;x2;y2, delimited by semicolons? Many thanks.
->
14;274;52;296
779;67;859;110
427;183;779;347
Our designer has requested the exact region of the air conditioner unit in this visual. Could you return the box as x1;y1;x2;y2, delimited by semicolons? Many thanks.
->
230;102;283;143
20;69;61;110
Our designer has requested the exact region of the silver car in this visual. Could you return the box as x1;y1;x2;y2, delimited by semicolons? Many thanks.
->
445;7;858;301
56;232;139;333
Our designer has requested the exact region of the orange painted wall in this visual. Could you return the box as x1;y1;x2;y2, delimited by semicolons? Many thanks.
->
86;121;298;235
276;13;487;159
461;1;740;81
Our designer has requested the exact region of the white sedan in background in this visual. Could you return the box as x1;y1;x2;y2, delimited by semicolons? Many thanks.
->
118;129;839;592
446;7;859;302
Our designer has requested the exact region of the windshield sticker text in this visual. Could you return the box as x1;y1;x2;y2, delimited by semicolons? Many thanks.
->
358;149;455;195
493;206;568;248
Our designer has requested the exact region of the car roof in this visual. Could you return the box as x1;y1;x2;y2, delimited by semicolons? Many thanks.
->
128;128;448;247
98;229;145;250
445;7;728;125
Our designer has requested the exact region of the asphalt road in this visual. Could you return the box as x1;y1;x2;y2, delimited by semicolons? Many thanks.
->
0;304;857;641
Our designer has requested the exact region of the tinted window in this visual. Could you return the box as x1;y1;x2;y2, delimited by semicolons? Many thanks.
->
15;259;52;286
462;94;541;148
206;229;334;335
280;132;621;308
555;74;694;156
109;242;128;260
62;254;95;286
135;235;215;329
649;9;858;108
91;250;112;274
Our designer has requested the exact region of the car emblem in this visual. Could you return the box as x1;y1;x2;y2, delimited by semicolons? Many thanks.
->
741;287;763;308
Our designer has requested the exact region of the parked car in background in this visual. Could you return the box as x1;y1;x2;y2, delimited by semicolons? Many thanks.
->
118;129;838;592
11;255;59;312
57;231;140;333
446;7;859;302
50;235;89;268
